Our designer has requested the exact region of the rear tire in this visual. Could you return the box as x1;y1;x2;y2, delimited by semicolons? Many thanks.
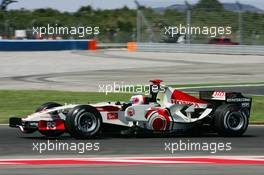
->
36;102;64;138
214;104;248;136
65;105;102;139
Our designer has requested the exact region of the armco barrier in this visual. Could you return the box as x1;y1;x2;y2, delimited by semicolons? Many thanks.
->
131;43;264;55
0;40;97;51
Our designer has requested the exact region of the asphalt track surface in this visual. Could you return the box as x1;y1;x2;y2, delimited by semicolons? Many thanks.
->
1;50;264;174
0;125;264;157
0;125;264;174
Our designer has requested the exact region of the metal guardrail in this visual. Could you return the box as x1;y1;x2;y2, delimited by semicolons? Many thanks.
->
136;43;264;55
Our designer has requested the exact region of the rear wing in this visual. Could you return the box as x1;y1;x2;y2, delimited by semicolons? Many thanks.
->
199;91;252;116
199;91;252;104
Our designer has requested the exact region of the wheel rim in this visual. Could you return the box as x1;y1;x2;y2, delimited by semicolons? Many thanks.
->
77;112;98;132
226;112;245;131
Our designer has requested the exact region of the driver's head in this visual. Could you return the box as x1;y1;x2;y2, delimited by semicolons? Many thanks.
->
149;80;163;101
130;95;145;105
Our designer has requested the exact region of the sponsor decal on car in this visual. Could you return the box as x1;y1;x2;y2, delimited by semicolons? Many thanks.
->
38;120;65;131
212;91;226;100
127;108;135;117
107;113;118;120
171;99;201;108
227;98;251;102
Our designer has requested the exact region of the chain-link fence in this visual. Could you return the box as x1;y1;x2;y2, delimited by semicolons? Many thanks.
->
0;5;263;45
138;8;264;45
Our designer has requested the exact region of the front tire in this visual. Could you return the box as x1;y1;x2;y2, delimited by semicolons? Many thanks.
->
36;102;64;138
35;102;62;113
214;104;249;136
65;105;102;139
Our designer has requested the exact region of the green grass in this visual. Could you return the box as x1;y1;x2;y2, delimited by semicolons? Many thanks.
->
0;90;131;124
250;96;264;124
0;90;263;124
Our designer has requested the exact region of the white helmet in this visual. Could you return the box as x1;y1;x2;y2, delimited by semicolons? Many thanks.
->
130;95;145;105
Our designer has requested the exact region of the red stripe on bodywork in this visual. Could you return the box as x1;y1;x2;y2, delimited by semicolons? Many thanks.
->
157;109;171;130
145;110;155;119
171;90;208;104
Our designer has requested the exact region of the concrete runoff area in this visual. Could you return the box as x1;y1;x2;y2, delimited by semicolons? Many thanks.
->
0;50;263;92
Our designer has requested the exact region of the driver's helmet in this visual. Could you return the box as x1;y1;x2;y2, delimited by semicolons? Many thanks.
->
130;95;145;105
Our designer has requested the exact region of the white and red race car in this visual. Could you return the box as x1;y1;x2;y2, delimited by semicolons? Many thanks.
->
9;80;252;139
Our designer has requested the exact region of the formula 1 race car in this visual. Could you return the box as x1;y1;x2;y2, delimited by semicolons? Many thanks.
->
9;80;252;139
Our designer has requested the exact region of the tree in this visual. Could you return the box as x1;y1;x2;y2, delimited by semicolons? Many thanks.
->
194;0;223;11
0;0;17;11
77;5;93;13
